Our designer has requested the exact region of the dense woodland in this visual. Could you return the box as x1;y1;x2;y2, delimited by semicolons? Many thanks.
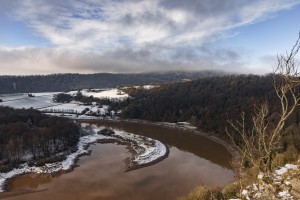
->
119;74;300;150
0;107;80;172
0;71;223;94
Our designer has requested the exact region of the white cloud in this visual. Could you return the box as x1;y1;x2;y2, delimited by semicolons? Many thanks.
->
6;0;298;49
0;0;299;74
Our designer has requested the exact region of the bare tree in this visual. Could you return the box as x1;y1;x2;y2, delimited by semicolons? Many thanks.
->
226;32;300;174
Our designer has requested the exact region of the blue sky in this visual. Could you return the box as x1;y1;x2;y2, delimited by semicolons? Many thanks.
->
0;0;300;75
0;19;49;47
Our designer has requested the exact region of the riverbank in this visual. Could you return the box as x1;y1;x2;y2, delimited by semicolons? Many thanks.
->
0;124;168;193
84;124;169;172
77;117;240;169
47;112;239;165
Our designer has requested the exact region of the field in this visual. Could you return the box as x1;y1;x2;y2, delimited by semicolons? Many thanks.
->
0;88;129;117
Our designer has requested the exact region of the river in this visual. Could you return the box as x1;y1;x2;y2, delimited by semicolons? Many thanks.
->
0;121;235;200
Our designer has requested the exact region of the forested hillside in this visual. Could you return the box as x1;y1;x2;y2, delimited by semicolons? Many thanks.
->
0;71;223;94
121;74;300;138
0;107;80;172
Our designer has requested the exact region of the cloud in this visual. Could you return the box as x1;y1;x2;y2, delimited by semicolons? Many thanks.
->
4;0;298;48
0;0;299;74
0;46;247;75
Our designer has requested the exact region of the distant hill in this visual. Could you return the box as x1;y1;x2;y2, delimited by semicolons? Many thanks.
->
0;71;224;94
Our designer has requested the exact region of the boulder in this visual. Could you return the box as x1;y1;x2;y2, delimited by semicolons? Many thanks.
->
290;179;300;199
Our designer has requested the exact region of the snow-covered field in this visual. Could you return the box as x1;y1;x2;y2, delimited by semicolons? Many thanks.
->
45;113;102;120
0;93;28;101
78;89;129;99
0;95;58;109
0;124;168;192
0;92;58;101
40;102;108;115
122;85;159;90
0;88;129;116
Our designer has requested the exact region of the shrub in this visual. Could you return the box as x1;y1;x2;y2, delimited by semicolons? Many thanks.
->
177;186;212;200
222;182;239;199
0;163;17;173
33;155;67;167
292;128;300;152
53;93;73;103
98;128;115;136
271;146;299;170
282;146;299;163
271;154;286;170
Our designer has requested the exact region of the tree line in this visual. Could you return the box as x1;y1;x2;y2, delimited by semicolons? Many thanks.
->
119;74;300;148
0;107;80;171
0;71;223;94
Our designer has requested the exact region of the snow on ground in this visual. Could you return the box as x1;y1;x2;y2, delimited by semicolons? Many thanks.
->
177;122;197;130
122;85;159;90
0;92;58;101
32;92;59;97
0;88;129;107
0;88;123;116
0;124;168;192
89;124;168;167
40;102;108;115
275;164;298;175
45;113;101;120
133;85;158;89
238;163;300;200
0;95;58;109
70;88;129;100
135;140;166;165
0;93;28;101
142;85;158;89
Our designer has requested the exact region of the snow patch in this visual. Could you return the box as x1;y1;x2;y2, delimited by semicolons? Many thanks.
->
89;125;168;167
278;190;292;198
275;164;297;175
73;89;129;100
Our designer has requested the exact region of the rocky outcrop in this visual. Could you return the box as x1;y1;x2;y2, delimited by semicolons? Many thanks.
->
240;161;300;200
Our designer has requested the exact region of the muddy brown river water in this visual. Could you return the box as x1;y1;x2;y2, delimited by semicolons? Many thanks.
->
0;121;235;200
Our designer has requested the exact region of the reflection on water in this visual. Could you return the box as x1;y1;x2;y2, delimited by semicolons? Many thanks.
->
97;121;233;169
1;122;235;200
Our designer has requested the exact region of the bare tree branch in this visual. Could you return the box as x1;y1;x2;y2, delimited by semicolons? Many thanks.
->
227;32;300;174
